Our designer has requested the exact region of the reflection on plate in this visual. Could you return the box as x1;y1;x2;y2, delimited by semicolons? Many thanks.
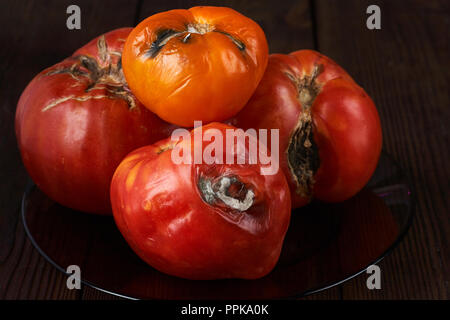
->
22;152;414;299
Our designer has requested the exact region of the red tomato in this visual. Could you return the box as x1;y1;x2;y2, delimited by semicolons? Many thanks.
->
15;28;176;214
110;123;291;280
231;50;382;208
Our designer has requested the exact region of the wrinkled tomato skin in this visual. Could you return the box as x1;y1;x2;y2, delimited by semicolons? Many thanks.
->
111;123;291;280
122;7;268;127
15;28;176;214
231;50;382;207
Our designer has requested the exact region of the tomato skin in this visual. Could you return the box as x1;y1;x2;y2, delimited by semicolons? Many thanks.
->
122;6;269;127
111;123;291;280
15;28;176;214
231;50;382;208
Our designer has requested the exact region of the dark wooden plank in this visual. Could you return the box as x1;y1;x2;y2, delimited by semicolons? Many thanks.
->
0;0;139;300
138;0;316;53
302;287;341;300
315;0;449;299
0;217;79;299
82;287;125;300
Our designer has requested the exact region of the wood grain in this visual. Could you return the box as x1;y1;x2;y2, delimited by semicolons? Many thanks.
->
0;0;139;300
0;0;448;300
315;0;449;299
138;0;316;53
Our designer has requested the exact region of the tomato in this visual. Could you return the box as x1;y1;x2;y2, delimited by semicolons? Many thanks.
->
122;6;269;127
110;123;291;280
231;50;382;208
15;28;176;214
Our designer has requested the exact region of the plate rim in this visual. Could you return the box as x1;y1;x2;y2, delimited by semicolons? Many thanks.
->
21;151;416;300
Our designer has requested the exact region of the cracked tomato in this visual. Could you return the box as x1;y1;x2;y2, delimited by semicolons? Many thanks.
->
122;6;269;127
231;50;382;208
110;123;291;279
15;28;176;214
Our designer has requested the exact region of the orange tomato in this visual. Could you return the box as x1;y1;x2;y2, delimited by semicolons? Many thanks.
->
122;6;269;127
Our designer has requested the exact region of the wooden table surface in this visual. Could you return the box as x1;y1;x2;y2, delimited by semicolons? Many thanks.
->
0;0;448;300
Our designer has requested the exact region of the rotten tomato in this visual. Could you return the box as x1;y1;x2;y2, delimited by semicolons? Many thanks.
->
110;123;291;279
15;28;176;214
231;50;382;208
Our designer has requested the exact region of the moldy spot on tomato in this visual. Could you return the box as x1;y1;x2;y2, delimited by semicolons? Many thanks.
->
146;23;246;59
142;199;152;211
198;175;254;212
286;64;323;198
41;35;137;111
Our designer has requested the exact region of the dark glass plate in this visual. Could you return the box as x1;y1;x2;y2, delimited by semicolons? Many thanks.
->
22;152;414;299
